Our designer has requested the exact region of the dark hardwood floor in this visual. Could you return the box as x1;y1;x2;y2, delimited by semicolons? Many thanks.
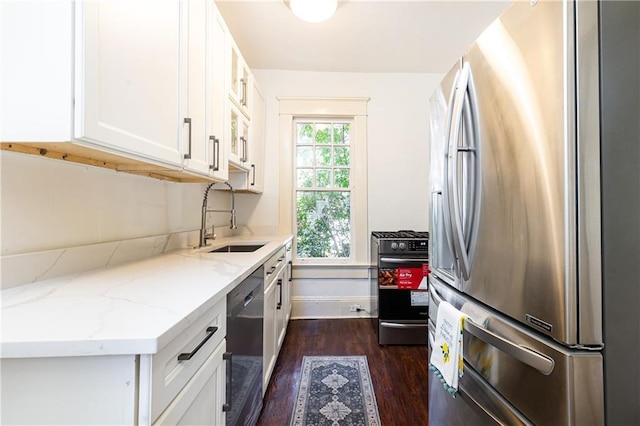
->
257;318;429;426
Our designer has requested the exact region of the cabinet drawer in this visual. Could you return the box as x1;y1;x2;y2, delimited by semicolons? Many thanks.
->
151;298;226;423
264;246;286;290
153;339;226;425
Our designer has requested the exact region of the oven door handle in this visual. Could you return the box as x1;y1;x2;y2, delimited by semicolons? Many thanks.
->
380;257;429;264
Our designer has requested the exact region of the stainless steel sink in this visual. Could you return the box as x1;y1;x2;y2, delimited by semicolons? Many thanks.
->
209;244;265;253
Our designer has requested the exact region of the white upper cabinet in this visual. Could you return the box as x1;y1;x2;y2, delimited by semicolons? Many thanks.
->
227;80;265;193
1;0;259;186
207;6;231;181
248;81;266;193
228;39;252;119
181;0;229;181
75;0;183;167
228;103;249;168
1;1;74;143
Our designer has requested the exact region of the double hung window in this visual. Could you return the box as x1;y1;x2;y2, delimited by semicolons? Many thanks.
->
294;119;352;259
278;97;369;266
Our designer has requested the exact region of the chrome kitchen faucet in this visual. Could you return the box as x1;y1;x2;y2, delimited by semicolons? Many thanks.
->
200;182;237;247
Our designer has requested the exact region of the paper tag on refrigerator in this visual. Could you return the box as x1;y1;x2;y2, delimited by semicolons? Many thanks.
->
397;264;430;289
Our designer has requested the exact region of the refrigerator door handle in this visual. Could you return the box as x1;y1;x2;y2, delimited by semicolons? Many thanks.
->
446;63;471;279
447;62;481;281
463;65;482;272
430;321;532;425
442;69;461;277
464;320;555;376
431;284;555;375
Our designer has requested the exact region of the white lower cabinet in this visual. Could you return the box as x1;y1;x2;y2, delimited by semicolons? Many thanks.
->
279;242;293;344
263;245;290;392
0;298;227;425
263;272;278;392
153;340;226;426
1;355;139;425
275;266;289;350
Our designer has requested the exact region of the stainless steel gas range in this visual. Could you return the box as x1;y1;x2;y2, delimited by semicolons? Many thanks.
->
371;231;429;345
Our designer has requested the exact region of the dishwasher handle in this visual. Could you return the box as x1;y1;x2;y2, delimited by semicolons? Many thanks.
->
244;291;254;307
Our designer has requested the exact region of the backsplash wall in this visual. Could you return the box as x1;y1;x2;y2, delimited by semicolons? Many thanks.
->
0;150;206;256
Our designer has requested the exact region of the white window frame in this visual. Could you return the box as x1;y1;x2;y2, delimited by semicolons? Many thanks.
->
278;97;369;266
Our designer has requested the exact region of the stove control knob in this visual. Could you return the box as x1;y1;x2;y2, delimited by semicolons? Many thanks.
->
399;242;406;250
391;242;398;250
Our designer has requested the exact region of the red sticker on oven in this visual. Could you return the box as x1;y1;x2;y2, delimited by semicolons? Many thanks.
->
397;265;430;289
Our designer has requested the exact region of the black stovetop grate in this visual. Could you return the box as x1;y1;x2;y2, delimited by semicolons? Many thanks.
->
371;230;429;239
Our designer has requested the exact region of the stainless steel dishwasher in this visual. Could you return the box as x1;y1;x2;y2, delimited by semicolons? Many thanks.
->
224;266;264;426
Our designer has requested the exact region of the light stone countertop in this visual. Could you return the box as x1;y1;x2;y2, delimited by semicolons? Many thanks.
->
1;235;292;359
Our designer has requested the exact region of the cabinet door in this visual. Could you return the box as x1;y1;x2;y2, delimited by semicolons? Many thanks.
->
153;340;226;426
285;243;293;322
275;268;288;350
181;0;209;175
75;1;182;166
248;82;265;193
229;104;249;168
207;5;230;181
263;279;277;392
182;0;229;180
228;41;252;118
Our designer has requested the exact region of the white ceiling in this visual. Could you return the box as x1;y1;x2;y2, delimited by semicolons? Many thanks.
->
215;0;512;74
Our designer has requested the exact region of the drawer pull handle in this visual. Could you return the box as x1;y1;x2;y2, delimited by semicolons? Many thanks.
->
177;326;218;361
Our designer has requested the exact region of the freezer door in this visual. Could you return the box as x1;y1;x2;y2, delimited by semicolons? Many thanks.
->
452;0;601;345
428;321;531;426
429;278;603;426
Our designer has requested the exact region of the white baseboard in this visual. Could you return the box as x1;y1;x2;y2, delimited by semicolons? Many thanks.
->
290;296;375;319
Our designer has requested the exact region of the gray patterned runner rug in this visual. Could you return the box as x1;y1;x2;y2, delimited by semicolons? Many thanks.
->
290;355;381;426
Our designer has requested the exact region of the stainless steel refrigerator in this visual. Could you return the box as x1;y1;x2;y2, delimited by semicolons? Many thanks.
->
428;0;639;424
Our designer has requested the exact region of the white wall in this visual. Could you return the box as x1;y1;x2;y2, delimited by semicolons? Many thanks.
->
240;70;444;235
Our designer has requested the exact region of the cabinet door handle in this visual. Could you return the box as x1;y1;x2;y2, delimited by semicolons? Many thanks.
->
288;260;293;282
214;137;220;171
240;137;247;162
223;352;232;412
183;117;192;160
277;278;283;310
251;164;256;186
240;78;247;106
209;136;220;171
177;326;218;361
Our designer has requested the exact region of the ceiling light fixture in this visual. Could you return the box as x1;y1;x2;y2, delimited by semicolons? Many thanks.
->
285;0;340;23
